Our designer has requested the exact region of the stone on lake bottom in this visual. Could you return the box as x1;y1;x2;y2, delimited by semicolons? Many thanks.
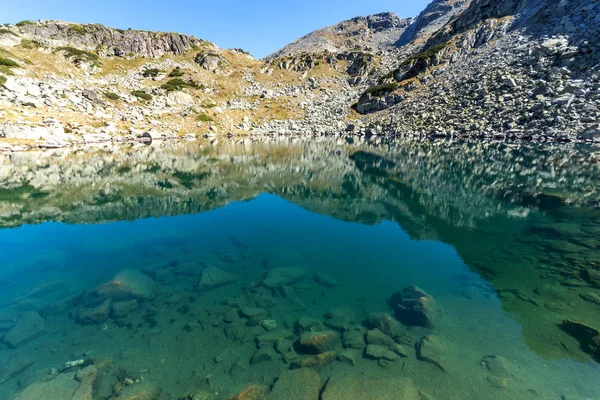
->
262;267;306;289
96;269;156;301
3;311;46;348
268;368;320;400
321;373;422;400
195;266;240;290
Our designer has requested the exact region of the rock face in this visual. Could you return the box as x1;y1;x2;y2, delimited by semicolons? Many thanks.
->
2;311;46;348
321;374;422;400
95;269;156;301
391;285;439;328
267;12;413;58
16;20;202;58
268;369;320;400
399;0;472;44
194;266;239;291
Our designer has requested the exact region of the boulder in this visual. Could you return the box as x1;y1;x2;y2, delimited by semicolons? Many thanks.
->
366;313;405;340
14;373;79;400
416;335;452;372
3;311;46;348
390;285;439;328
480;355;513;389
195;52;223;72
166;91;194;107
229;385;268;400
291;351;336;369
321;374;422;400
342;328;366;349
239;306;268;326
324;306;354;332
111;299;139;319
267;369;320;400
365;345;399;361
73;298;112;325
366;328;396;348
95;269;156;301
195;266;239;291
560;320;600;360
314;273;339;288
262;267;306;289
298;331;339;354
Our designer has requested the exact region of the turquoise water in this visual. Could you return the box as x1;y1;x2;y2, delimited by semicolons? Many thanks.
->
0;139;599;399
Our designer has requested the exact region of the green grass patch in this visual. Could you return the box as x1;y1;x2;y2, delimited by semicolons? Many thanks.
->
55;46;99;64
68;25;88;35
0;57;19;67
16;20;35;27
0;75;7;86
131;90;152;101
0;66;15;76
168;67;184;77
399;42;448;67
161;78;205;92
362;82;397;97
196;113;213;122
142;67;160;78
0;28;17;37
20;39;41;49
201;101;217;109
104;91;120;101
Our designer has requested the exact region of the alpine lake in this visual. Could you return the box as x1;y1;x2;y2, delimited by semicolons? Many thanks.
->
0;136;599;400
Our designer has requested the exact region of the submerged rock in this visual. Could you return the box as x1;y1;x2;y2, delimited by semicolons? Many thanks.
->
366;328;396;348
365;345;399;361
3;311;46;348
298;330;339;354
313;273;339;288
14;373;79;400
560;320;600;361
416;335;452;372
268;368;320;400
111;299;139;319
342;328;366;349
73;298;112;325
239;306;268;326
390;285;439;328
262;267;306;289
229;385;268;400
195;266;240;291
96;269;156;301
321;374;422;400
324;306;355;332
291;351;336;369
481;355;513;389
366;313;405;341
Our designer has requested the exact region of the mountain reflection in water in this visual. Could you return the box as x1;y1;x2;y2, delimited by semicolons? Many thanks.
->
0;137;599;400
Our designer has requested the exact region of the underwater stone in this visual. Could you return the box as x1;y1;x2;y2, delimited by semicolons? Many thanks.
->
96;269;156;301
251;347;276;364
366;313;405;340
390;285;439;328
365;345;399;361
195;266;240;291
581;268;600;288
239;306;268;326
294;317;322;334
73;298;112;325
321;374;422;400
313;273;339;288
560;320;600;361
480;355;513;389
115;381;159;400
298;330;339;354
324;306;355;332
268;368;320;400
3;310;46;348
366;328;396;348
416;335;452;372
337;349;359;366
291;351;336;369
262;266;307;289
13;372;79;400
342;328;366;349
42;293;83;317
111;299;139;319
229;385;268;400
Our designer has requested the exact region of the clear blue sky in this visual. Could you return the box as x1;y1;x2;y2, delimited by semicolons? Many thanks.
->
3;0;431;58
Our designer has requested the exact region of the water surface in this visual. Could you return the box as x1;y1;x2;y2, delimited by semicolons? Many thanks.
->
0;138;599;400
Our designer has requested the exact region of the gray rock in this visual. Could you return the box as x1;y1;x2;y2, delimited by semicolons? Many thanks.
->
195;266;239;290
262;266;306;289
391;285;440;328
365;344;399;361
73;298;112;325
96;269;156;301
314;273;339;288
3;311;46;348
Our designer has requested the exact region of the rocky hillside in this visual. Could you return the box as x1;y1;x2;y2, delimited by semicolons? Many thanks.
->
266;12;413;59
1;0;600;151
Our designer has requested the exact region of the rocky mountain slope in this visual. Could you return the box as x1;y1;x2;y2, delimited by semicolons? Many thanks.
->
0;0;599;151
266;12;413;59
